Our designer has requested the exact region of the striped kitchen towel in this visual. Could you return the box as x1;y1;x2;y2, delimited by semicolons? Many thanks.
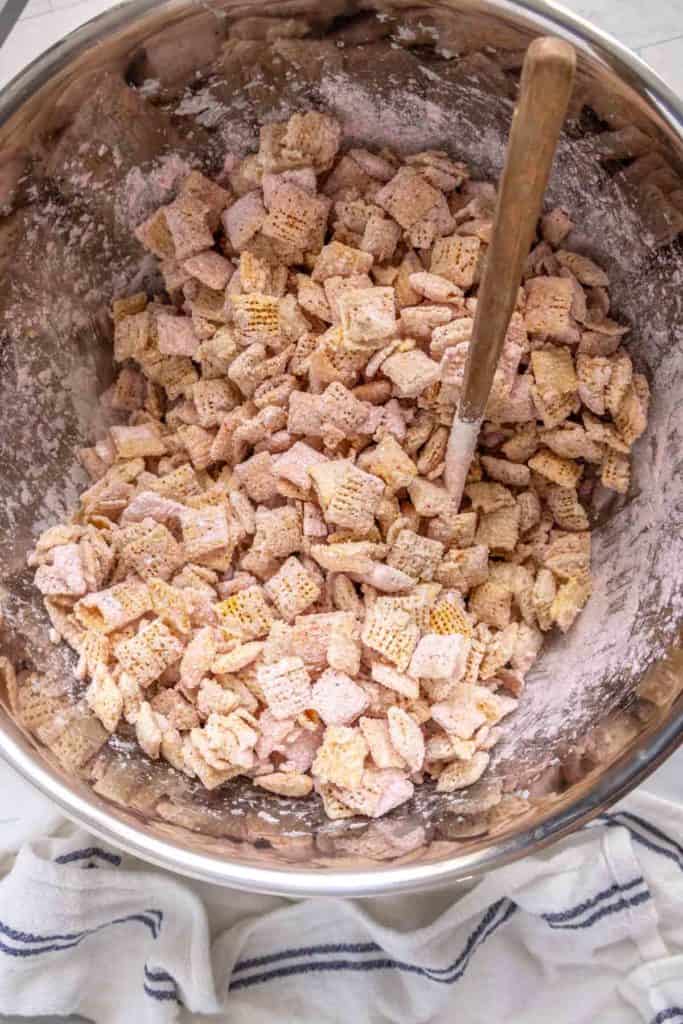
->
0;789;681;1023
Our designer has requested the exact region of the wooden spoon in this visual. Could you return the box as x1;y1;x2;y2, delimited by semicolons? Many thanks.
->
444;36;577;504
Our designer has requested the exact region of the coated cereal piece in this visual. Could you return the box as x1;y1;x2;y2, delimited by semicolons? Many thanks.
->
112;292;147;323
435;545;489;592
110;423;166;459
555;250;609;287
601;449;631;494
615;382;648;445
407;477;454;518
111;367;145;412
311;669;369;726
465;481;516;514
184;250;234;291
147;579;192;636
387;706;424;772
117;520;183;582
222;190;266;250
552;576;592;632
310;541;382;575
264;556;321;621
320;381;371;435
215;585;274;640
334;767;413;818
231;293;280;347
480;456;530;488
324;464;385;531
252;505;302;559
511;622;544;674
156;313;200;358
312;241;374;282
361;602;419;672
524;277;575;340
149;464;202;502
195;680;238;721
359;716;405;769
576;353;611;416
381;350;441;398
179;626;216;691
532;569;556;632
363;435;418;493
136;701;165;759
427;510;478;548
469;580;512;629
312;724;368;788
257;657;312;721
360;213;402;261
604;351;634;418
33;544;84;599
114;618;184;688
177;425;214;471
164;195;214;261
409;633;470;681
376;166;442;228
146;355;198;401
517;490;542;534
501;424;539;463
338;286;396;350
134;207;175;259
582;410;630;453
273;441;328;492
541;423;604;463
544;531;591;582
370;662;419;699
479;622;518;679
531;346;578;403
75;580;152;634
192;379;238;429
409;271;464;304
475;504;521;553
387;529;444;581
436;751;490;792
280;111;341;173
85;666;123;734
546;486;589;531
233;451;279;502
262;182;330;250
430;596;473;638
326;612;361;674
528;449;582;489
430;234;481;288
255;772;313;798
297;274;333;321
181;505;232;563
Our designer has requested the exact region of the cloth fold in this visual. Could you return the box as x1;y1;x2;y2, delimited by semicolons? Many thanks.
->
0;790;681;1023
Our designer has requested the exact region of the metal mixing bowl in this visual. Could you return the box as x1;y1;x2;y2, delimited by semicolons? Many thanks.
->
0;0;681;896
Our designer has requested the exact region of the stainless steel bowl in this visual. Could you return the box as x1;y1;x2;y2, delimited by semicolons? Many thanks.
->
0;0;681;896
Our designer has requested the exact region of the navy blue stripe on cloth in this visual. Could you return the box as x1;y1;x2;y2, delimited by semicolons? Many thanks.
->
616;812;683;859
144;965;176;983
651;1009;683;1024
599;815;683;872
143;984;181;1003
230;899;516;991
543;876;645;923
233;942;381;973
0;909;163;958
543;888;651;930
54;847;121;867
143;964;182;1005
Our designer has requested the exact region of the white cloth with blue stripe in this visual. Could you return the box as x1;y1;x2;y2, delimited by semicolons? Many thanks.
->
0;790;681;1023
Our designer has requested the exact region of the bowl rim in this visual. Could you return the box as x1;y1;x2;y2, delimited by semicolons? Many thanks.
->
1;0;682;896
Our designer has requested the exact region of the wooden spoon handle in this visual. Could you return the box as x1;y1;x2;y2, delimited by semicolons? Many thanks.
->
458;36;576;423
